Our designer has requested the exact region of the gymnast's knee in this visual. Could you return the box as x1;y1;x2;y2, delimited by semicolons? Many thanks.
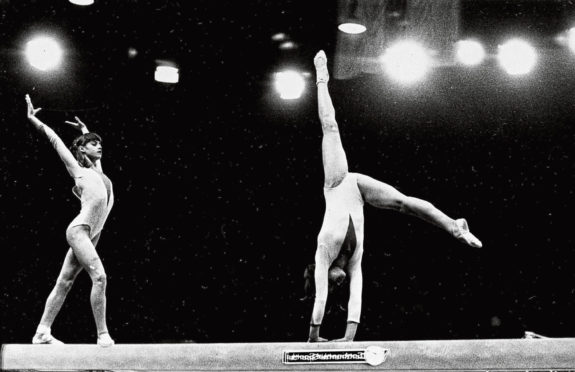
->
87;260;107;287
395;197;409;213
91;271;107;287
396;196;413;212
320;118;339;133
55;276;75;292
399;196;435;215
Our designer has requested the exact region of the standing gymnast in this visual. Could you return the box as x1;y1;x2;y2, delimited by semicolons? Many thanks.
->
307;51;482;342
25;95;115;347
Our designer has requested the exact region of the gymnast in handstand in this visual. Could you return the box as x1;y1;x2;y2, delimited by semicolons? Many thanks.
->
307;51;482;342
26;95;115;347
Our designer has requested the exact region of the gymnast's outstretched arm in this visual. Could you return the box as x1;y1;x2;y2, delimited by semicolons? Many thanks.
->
65;116;102;172
356;173;482;248
308;247;330;342
25;95;83;178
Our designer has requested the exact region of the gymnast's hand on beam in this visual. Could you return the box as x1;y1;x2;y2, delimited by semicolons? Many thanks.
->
307;336;328;343
25;94;42;119
65;116;89;134
331;322;357;342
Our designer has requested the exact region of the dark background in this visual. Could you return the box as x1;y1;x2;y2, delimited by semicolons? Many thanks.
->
1;0;574;344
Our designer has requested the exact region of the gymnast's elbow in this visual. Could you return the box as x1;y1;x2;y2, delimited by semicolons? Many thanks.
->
319;116;338;132
314;298;327;306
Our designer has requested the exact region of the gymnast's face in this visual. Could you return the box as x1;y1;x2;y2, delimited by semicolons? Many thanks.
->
80;140;103;160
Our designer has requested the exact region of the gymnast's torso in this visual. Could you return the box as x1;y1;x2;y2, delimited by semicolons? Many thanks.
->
69;167;114;239
318;172;364;263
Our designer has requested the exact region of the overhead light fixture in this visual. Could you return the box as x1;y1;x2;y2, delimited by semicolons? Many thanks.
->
567;27;575;54
274;70;306;100
498;39;537;76
25;36;63;71
155;65;179;84
271;33;288;41
338;0;367;34
279;41;297;50
455;39;485;66
128;47;138;58
380;40;431;84
69;0;94;5
338;23;366;35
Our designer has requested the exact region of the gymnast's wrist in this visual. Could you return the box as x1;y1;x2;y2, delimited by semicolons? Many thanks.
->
309;323;321;338
344;321;359;339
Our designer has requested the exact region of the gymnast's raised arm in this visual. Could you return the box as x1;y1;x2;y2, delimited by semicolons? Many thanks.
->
25;95;82;178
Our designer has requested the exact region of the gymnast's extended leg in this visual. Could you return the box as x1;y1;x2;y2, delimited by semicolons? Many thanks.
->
33;249;83;344
315;50;348;188
356;173;482;247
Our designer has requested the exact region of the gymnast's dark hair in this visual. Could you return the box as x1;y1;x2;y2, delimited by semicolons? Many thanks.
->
300;264;316;302
301;263;348;314
70;133;102;168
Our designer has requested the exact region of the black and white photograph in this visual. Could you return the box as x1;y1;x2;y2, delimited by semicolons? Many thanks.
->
1;0;575;370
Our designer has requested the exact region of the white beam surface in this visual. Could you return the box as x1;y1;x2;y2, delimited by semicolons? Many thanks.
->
2;338;575;371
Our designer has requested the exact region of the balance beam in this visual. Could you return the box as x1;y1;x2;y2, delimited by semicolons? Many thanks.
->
2;338;575;371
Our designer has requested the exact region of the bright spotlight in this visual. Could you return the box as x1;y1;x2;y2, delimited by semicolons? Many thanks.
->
568;27;575;54
455;39;485;66
498;39;537;76
25;36;63;71
338;23;367;35
128;47;138;58
271;33;287;41
69;0;94;5
274;71;305;100
279;41;297;50
380;40;431;84
154;65;179;83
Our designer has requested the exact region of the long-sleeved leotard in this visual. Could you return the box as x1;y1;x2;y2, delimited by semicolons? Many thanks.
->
318;172;364;262
41;124;113;239
315;172;365;324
